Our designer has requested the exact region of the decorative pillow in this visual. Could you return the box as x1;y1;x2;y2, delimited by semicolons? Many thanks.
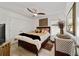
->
35;29;41;33
41;29;44;33
41;28;49;33
45;28;49;32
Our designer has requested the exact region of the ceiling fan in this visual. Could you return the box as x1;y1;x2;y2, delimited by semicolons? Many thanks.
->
27;8;45;16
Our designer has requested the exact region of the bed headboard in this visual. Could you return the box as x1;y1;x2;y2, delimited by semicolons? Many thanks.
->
37;26;50;33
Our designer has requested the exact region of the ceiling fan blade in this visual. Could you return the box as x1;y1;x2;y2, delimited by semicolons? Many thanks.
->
37;13;45;15
27;8;34;13
32;8;37;13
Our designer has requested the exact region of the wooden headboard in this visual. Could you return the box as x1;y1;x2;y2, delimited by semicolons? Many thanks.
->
37;26;50;33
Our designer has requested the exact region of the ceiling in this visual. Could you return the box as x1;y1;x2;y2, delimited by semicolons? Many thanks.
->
0;2;66;19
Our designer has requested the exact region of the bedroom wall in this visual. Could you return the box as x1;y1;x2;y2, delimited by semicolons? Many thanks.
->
36;7;66;27
37;11;66;27
0;8;37;42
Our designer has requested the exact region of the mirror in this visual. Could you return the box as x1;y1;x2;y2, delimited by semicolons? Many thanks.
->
66;3;76;35
66;7;73;34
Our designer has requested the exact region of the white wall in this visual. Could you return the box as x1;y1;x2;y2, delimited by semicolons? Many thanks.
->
37;11;66;27
0;8;37;42
76;3;79;44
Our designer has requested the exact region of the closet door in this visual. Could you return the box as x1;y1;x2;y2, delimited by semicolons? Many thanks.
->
39;18;48;26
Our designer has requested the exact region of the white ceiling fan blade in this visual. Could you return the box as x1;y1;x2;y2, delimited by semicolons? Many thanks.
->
26;8;46;17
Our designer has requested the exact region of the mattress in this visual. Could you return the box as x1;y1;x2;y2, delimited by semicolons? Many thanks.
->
15;32;50;50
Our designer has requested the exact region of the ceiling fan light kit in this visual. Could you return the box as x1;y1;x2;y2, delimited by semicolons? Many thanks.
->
34;13;38;16
27;8;46;17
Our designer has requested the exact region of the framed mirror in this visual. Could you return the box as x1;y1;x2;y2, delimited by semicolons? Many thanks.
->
66;3;76;35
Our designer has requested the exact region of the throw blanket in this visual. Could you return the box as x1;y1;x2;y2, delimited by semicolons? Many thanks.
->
19;33;41;41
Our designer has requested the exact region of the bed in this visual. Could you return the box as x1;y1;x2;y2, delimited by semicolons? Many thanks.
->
15;27;50;56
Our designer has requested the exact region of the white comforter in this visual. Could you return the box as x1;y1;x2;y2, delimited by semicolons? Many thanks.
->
15;32;50;50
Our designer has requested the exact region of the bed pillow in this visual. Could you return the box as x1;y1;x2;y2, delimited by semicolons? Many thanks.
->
35;29;41;33
41;29;45;33
41;29;49;33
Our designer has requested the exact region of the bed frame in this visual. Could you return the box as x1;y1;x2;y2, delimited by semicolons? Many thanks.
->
18;26;50;56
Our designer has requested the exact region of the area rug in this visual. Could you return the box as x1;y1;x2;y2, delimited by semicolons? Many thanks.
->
43;41;53;51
